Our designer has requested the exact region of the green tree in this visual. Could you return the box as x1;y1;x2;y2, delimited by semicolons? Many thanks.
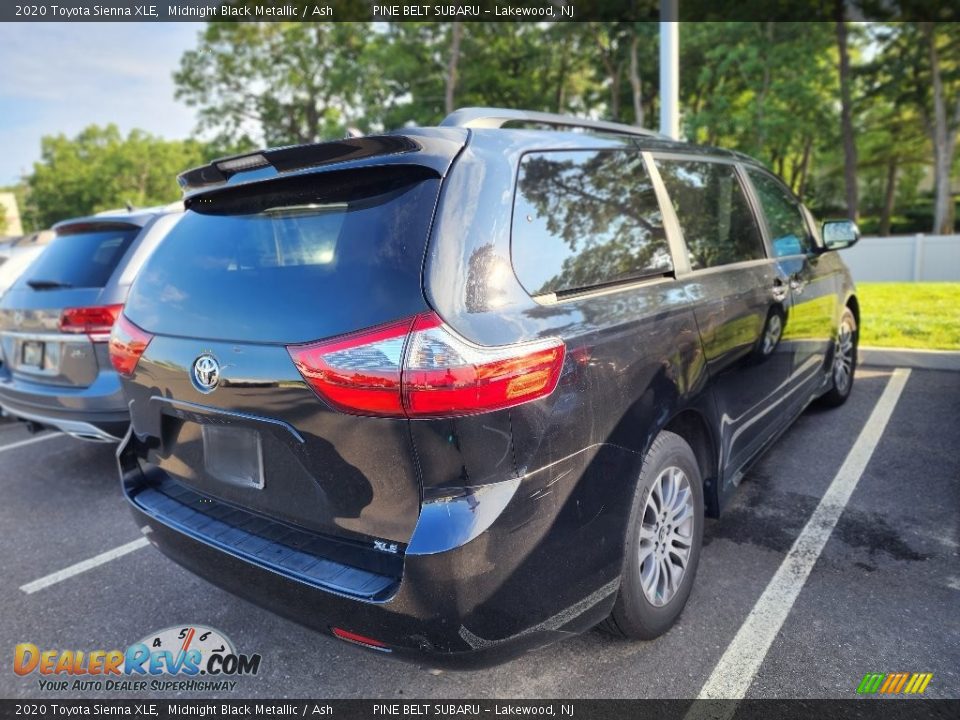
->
681;22;838;199
25;125;209;229
175;22;606;139
836;15;859;220
371;23;599;128
582;22;659;126
858;24;931;235
174;22;377;146
866;22;960;234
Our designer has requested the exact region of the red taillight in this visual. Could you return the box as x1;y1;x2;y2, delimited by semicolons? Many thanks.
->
287;312;565;418
288;317;413;417
59;304;123;341
331;627;390;651
108;314;154;377
402;313;566;416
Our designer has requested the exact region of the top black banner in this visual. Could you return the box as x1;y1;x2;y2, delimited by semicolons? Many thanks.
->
2;0;958;22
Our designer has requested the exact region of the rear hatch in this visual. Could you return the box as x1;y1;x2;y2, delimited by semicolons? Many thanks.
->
122;165;443;551
0;222;139;386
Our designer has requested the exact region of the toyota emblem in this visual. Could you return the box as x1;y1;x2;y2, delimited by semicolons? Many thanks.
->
192;354;220;393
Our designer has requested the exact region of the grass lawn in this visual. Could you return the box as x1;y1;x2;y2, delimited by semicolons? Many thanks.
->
856;282;960;350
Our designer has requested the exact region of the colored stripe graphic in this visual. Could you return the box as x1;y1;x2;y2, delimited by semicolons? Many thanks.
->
857;672;932;694
857;673;885;694
879;674;897;693
890;673;909;693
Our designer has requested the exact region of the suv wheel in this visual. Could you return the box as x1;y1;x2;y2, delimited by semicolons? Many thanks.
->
600;431;703;640
819;307;857;407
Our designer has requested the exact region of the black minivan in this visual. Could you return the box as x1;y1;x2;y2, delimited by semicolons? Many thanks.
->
114;108;860;668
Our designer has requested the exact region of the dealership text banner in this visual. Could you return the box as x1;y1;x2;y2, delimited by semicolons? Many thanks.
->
3;0;957;22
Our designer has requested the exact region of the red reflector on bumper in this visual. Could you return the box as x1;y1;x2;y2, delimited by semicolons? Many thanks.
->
331;627;391;652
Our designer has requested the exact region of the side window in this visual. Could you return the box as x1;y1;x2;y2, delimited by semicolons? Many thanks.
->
655;158;765;270
512;150;672;296
746;169;815;257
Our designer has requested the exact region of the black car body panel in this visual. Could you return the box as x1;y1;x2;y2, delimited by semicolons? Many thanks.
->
118;113;858;667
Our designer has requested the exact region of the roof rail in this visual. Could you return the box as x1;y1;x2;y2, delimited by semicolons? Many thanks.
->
440;107;663;139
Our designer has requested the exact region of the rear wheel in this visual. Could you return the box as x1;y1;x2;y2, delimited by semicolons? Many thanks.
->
600;431;703;640
819;307;857;408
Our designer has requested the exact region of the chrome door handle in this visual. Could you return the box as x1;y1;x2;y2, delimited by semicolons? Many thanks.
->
789;275;805;294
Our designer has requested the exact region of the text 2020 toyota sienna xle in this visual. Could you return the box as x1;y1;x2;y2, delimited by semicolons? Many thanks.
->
114;108;861;668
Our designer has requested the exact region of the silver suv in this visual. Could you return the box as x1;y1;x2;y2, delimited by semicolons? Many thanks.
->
0;204;182;441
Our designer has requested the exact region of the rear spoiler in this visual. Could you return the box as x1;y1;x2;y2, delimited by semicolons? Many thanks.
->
177;130;469;198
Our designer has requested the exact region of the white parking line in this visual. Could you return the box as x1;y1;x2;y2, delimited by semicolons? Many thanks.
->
689;367;911;713
20;537;150;595
0;432;62;454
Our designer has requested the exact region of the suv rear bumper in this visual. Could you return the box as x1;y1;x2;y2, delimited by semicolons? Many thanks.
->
0;403;125;442
119;444;619;669
0;397;127;441
0;369;128;441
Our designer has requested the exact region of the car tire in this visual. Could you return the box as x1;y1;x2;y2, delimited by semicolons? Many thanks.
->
750;304;787;363
818;306;857;408
600;430;704;640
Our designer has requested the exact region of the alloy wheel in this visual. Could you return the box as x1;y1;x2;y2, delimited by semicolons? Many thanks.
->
833;317;855;395
762;313;783;355
638;466;695;607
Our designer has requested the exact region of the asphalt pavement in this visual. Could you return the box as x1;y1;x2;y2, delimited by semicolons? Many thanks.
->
0;367;956;699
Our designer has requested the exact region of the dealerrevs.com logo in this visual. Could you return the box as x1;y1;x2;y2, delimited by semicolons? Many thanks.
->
14;625;261;693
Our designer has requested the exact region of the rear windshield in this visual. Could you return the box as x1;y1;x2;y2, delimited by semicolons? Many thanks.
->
125;167;441;344
19;223;138;289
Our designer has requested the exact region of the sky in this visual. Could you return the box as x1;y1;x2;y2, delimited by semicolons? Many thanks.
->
0;23;203;186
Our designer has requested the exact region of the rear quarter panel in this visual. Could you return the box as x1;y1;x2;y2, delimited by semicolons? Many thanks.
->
418;133;717;638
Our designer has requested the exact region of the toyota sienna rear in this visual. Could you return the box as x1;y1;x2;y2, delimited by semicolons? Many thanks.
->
116;109;860;668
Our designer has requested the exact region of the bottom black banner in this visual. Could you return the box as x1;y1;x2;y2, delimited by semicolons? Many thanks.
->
1;700;957;720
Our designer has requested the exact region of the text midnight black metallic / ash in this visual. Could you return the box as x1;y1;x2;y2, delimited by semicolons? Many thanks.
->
114;108;862;668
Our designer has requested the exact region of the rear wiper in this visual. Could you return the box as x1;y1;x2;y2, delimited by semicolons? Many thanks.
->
27;279;72;290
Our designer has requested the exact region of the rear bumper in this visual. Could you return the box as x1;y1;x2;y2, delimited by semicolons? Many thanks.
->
119;444;619;669
0;403;125;441
0;369;128;441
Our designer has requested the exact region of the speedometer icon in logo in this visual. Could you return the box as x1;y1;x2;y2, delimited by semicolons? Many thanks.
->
129;624;262;678
192;354;220;393
136;624;236;675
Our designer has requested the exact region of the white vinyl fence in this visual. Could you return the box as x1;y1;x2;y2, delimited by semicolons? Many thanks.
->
840;234;960;282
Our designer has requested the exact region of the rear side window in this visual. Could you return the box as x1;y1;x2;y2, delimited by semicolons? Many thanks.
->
655;159;765;270
19;223;138;289
512;150;672;297
746;169;815;257
125;166;441;344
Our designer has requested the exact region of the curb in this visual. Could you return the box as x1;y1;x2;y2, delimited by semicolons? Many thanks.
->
860;346;960;372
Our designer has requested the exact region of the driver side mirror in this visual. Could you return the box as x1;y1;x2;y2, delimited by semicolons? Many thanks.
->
821;220;860;251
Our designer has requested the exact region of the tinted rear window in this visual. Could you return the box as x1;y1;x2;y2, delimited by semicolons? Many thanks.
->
125;167;440;344
512;150;672;297
19;223;138;289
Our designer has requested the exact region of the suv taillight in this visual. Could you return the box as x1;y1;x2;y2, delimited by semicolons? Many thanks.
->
108;314;154;377
287;312;565;418
59;304;123;341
